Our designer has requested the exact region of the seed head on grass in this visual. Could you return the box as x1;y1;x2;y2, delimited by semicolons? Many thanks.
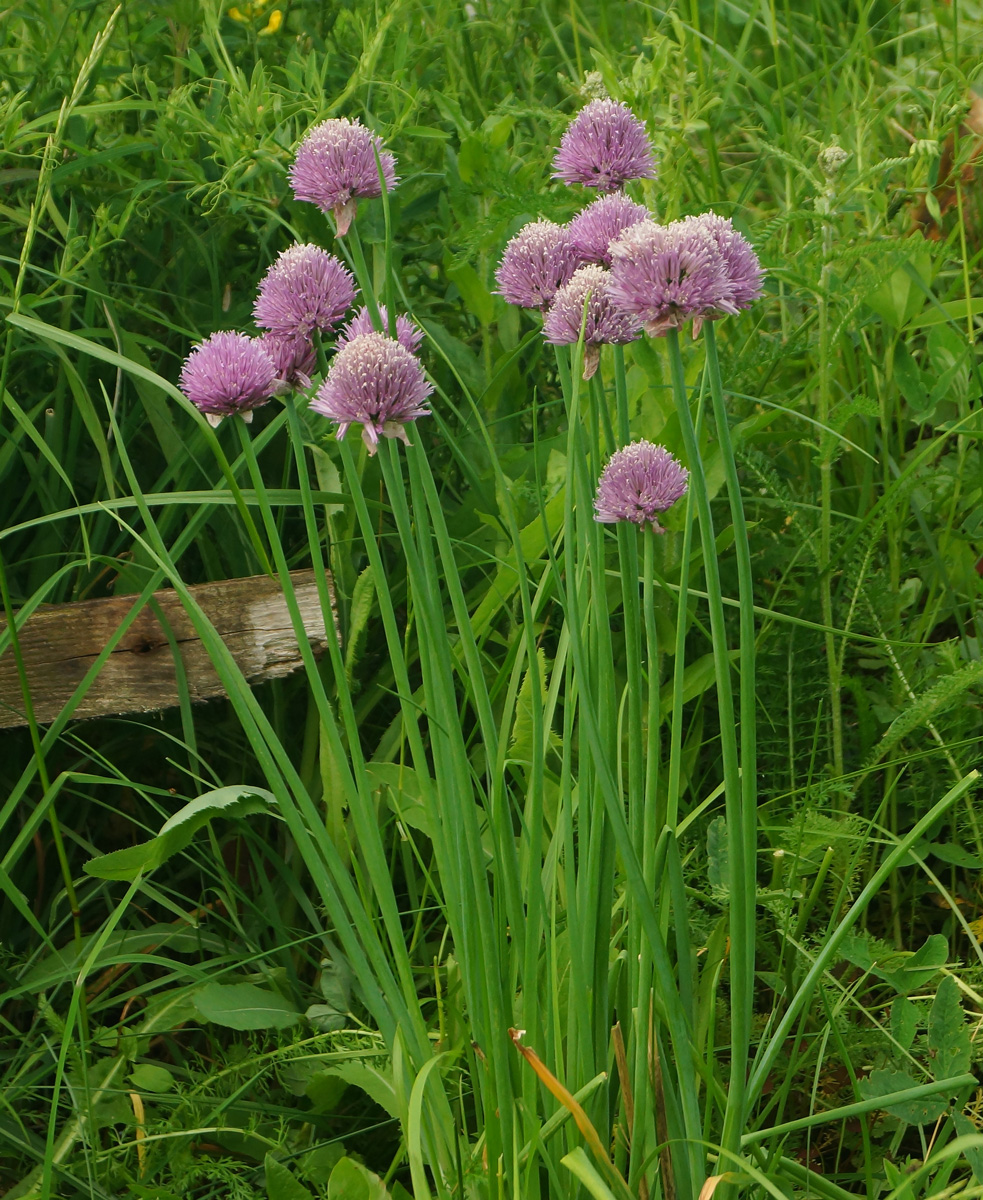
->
253;243;356;338
543;265;640;378
594;440;689;533
608;219;732;336
289;117;398;236
339;304;424;353
552;99;657;192
495;219;578;309
310;332;433;453
569;192;651;267
179;332;279;427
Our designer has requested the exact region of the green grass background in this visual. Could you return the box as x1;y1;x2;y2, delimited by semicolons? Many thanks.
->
2;1;983;1198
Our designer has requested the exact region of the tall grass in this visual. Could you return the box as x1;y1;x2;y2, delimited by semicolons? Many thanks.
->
2;2;983;1199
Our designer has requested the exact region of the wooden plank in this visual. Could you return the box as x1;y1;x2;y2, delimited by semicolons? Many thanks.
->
0;570;335;728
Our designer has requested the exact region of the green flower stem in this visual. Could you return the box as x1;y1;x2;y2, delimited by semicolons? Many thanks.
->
339;222;383;331
613;343;631;445
405;437;526;958
374;436;513;1173
703;320;759;1116
642;526;660;853
551;344;702;1197
665;480;697;834
665;327;749;1165
236;417;422;1006
555;343;600;1084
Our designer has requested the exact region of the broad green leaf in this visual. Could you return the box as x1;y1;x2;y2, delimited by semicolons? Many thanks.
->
840;932;947;994
891;340;927;411
509;648;549;764
858;1068;947;1124
329;1156;390;1200
265;1153;315;1200
660;651;739;719
707;816;730;892
866;242;933;328
928;975;971;1079
84;786;278;880
910;297;983;328
918;841;983;869
561;1148;620;1200
344;566;376;683
890;996;919;1051
306;1070;350;1111
19;924;224;994
446;261;494;325
192;982;301;1030
310;1062;399;1118
305;1004;347;1033
953;1114;983;1185
128;1064;175;1093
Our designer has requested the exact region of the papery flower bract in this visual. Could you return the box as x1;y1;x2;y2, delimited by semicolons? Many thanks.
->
569;192;651;267
495;219;578;309
608;219;732;336
552;100;657;192
178;331;279;427
594;440;689;533
310;332;432;454
258;330;317;390
339;304;424;353
253;243;356;338
543;265;640;378
289;117;398;236
677;212;764;319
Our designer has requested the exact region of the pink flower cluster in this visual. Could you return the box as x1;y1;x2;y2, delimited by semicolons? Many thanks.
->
176;118;434;444
493;98;764;383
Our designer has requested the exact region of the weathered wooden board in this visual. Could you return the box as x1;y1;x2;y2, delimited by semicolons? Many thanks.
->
0;570;334;728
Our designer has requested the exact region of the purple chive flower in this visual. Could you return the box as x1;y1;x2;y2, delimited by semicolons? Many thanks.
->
569;192;651;267
338;304;424;353
289;117;398;236
253;243;356;339
178;331;279;427
552;100;657;192
310;332;433;454
607;219;732;336
495;219;579;309
258;330;318;390
543;265;640;378
678;212;764;316
594;440;689;533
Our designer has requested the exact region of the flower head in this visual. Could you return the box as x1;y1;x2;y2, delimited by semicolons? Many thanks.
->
569;192;651;267
178;331;279;427
495;219;579;309
289;117;398;235
253;243;356;339
543;265;640;378
607;219;732;336
552;100;657;192
677;212;764;317
258;330;317;390
338;304;424;354
594;441;689;533
310;332;432;453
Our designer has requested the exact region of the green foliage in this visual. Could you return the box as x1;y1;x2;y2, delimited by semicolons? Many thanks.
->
3;0;983;1198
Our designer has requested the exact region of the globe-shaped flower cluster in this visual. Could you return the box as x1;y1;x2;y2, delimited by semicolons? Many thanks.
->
493;98;764;381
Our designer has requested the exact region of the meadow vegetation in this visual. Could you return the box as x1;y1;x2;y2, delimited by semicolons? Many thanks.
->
1;1;983;1199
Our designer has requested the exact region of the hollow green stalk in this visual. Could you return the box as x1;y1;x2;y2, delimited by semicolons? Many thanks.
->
665;327;748;1166
704;320;759;1121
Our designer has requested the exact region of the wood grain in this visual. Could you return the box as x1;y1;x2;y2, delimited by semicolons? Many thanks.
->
0;570;335;728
